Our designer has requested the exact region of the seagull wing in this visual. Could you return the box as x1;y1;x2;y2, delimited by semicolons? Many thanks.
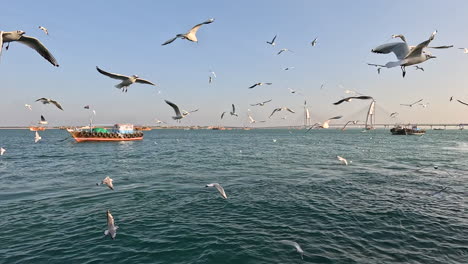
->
188;19;214;35
265;83;272;85
17;35;59;66
286;108;295;113
96;66;129;80
355;96;374;100
263;99;272;104
372;42;410;60
457;99;468;106
214;183;227;199
411;99;424;105
277;50;284;55
135;78;156;86
232;104;236;113
0;32;3;57
279;240;302;252
41;115;46;122
50;100;64;110
248;114;255;123
271;35;277;43
221;112;226;119
249;83;258;89
165;100;182;117
427;45;453;49
405;31;436;59
35;98;47;103
329;115;343;120
162;36;179;46
333;98;349;105
269;108;280;118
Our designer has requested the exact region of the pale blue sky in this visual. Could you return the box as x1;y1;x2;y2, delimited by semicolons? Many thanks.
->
2;0;468;126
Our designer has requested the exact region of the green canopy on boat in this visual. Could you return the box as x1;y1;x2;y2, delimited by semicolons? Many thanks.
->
91;127;109;133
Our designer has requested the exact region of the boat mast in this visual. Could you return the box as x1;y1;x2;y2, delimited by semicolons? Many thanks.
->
365;100;376;130
304;100;311;128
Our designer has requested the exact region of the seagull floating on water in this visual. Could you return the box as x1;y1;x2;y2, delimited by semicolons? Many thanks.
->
34;131;41;143
266;35;277;46
36;98;63;110
97;176;114;190
337;155;348;165
0;147;5;156
250;99;272;106
279;240;304;260
206;183;227;199
162;18;215;45
269;107;295;118
96;66;156;92
249;82;272;89
104;210;119;240
333;96;373;105
0;30;59;66
38;26;49;35
400;99;423;107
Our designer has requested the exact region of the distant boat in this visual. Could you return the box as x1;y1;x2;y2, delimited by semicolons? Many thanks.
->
29;126;46;131
68;124;143;142
390;125;425;135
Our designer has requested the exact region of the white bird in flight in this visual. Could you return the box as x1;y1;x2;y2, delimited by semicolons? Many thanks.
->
266;35;277;46
283;67;295;71
34;131;41;143
414;65;424;71
230;104;238;117
249;82;272;89
25;104;32;110
400;99;423;107
248;111;265;124
96;66;156;92
97;176;114;190
36;97;64;110
341;120;358;131
269;107;295;118
206;183;227;199
279;240;304;260
277;48;293;55
0;30;59;66
0;147;5;156
165;100;186;122
250;99;272;106
162;18;215;45
311;37;318;46
104;209;119;240
38;26;49;35
307;116;343;131
337;156;348;165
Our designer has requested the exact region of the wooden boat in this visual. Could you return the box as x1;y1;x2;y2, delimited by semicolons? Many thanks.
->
68;124;143;142
29;126;46;131
390;125;426;135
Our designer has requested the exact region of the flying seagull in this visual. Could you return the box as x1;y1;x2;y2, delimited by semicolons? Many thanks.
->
450;96;453;102
39;115;48;125
279;240;304;260
220;112;226;119
97;176;114;190
250;99;272;106
400;99;423;107
266;35;277;46
269;107;295;118
25;104;32;110
248;112;266;124
456;99;468;106
34;131;41;143
414;66;424;71
283;67;295;71
311;37;318;46
104;210;119;240
333;96;373;105
307;116;343;131
206;183;227;199
96;66;156;92
337;155;348;165
0;30;59;66
165;100;185;122
162;18;215;45
38;26;49;35
249;82;272;89
377;67;382;74
35;98;63;110
0;147;5;156
458;48;468;54
277;48;293;55
390;112;399;118
230;104;238;117
341;120;358;131
182;108;199;117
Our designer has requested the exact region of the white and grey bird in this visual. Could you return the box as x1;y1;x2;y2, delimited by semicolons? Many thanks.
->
279;240;304;260
369;30;445;77
283;67;295;71
165;100;184;121
269;107;295;118
400;99;423;107
206;183;227;199
182;108;199;117
96;66;156;92
288;88;297;94
38;115;48;125
0;30;59;66
250;99;272;106
34;131;41;143
337;155;348;165
307;116;343;131
162;18;215;45
414;65;424;71
267;35;277;46
341;120;358;131
390;112;399;118
209;70;217;78
248;112;266;124
277;48;293;55
97;176;114;190
311;37;318;46
155;119;166;124
35;97;63;110
230;104;238;117
104;209;119;240
249;82;272;89
25;104;32;110
0;147;5;156
38;26;49;35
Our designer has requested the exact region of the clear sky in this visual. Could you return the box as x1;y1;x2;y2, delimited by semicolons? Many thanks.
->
2;0;468;127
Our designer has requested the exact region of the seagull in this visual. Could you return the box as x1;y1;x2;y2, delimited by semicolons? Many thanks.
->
307;116;343;131
38;115;48;125
269;107;295;118
311;37;318;46
34;131;41;143
414;66;424;71
333;96;373;105
450;96;453;102
288;88;297;94
206;183;227;199
0;147;5;156
456;99;468;106
220;112;226;119
25;104;32;110
35;98;63;110
162;18;215;45
96;66;156;92
155;119;166;124
320;84;325;89
38;26;49;35
209;76;213;84
458;48;468;53
283;67;295;71
165;100;184;122
182;109;199;117
390;112;399;118
377;67;382;74
250;99;272;106
279;240;304;260
97;176;114;190
104;209;119;240
0;30;59;66
266;35;277;46
277;48;293;55
369;30;452;77
341;120;358;131
400;99;423;107
248;112;265;124
337;155;348;165
230;104;238;117
249;82;272;89
209;70;217;78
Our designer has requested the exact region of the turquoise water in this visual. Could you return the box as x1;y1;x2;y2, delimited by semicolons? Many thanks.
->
0;129;466;263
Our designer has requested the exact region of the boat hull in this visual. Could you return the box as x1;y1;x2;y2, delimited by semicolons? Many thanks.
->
69;131;143;142
73;137;143;142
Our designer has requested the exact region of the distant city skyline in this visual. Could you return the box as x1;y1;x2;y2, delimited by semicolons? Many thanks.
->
2;0;468;127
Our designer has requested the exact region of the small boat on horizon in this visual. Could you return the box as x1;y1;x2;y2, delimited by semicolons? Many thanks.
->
68;124;143;142
390;125;426;135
